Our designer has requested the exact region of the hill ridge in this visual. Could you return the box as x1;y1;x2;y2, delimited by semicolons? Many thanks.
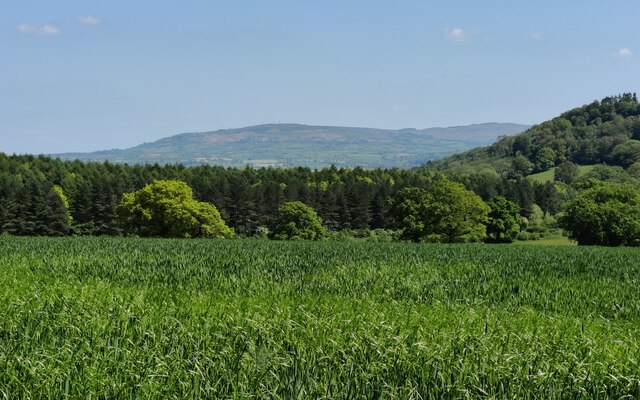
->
53;122;529;169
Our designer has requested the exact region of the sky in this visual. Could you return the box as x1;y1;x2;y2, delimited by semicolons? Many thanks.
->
1;0;639;154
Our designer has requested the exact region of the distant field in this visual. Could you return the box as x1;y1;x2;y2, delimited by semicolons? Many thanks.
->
515;236;576;246
1;237;639;398
527;164;596;183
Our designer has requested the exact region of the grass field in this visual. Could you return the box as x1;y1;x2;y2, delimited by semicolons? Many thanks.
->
515;236;576;246
1;237;640;398
527;164;596;183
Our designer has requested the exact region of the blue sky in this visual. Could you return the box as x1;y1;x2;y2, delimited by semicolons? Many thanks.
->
2;0;639;154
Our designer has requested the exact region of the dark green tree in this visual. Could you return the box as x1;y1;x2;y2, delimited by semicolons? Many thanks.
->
510;155;534;177
535;147;557;171
610;140;640;168
560;181;640;246
485;196;520;243
554;161;580;184
388;187;430;242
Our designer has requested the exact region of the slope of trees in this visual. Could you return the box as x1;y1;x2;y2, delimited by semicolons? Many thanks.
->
428;93;640;177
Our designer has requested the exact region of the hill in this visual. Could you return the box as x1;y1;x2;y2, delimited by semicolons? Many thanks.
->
427;93;640;181
53;123;529;169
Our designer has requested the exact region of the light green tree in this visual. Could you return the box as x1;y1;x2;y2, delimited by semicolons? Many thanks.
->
52;184;73;224
117;180;233;238
271;201;326;240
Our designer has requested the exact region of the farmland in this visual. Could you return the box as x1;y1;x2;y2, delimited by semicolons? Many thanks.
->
1;237;640;398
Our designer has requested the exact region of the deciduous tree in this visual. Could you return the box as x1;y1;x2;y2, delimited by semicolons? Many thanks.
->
485;196;520;243
560;181;640;246
117;180;233;238
271;201;326;240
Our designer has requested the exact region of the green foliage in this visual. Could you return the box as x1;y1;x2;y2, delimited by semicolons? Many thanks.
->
390;178;489;242
520;204;560;240
511;155;534;177
553;161;580;184
388;187;430;242
579;164;635;184
272;201;326;240
0;165;70;236
428;93;640;177
485;196;520;243
2;237;640;397
610;140;640;168
52;184;73;223
117;180;233;238
535;147;557;171
327;229;399;242
560;181;640;246
0;153;563;237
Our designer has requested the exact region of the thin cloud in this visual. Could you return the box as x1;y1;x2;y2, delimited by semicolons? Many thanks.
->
79;16;101;26
18;24;60;36
445;28;472;43
527;32;544;40
616;48;632;59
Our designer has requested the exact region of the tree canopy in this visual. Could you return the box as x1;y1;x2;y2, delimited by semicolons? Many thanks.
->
560;181;640;246
390;178;489;242
271;201;326;240
428;93;640;178
117;180;233;238
485;196;521;243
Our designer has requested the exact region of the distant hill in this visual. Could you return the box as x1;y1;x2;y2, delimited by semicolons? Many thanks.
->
53;123;529;169
427;93;640;181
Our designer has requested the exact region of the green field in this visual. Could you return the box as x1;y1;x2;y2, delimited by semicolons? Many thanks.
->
515;236;576;246
1;237;640;398
527;164;596;183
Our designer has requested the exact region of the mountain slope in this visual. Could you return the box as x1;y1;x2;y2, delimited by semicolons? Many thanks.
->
53;123;529;168
427;93;640;180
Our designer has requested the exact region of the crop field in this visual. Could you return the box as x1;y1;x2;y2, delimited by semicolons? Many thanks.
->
1;237;640;398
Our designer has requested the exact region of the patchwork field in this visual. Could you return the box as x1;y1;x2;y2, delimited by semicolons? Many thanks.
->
1;237;639;398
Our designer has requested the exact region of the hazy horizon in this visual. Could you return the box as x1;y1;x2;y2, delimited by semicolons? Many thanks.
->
2;0;638;154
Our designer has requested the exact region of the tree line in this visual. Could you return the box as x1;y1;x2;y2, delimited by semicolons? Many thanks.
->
0;153;560;240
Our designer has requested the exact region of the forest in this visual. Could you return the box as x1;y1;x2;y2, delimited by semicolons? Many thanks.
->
0;152;560;239
429;93;640;177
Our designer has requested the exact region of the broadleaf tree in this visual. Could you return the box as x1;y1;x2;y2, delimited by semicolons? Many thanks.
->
390;178;490;242
271;201;326;240
560;181;640;246
117;180;233;238
485;196;520;243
